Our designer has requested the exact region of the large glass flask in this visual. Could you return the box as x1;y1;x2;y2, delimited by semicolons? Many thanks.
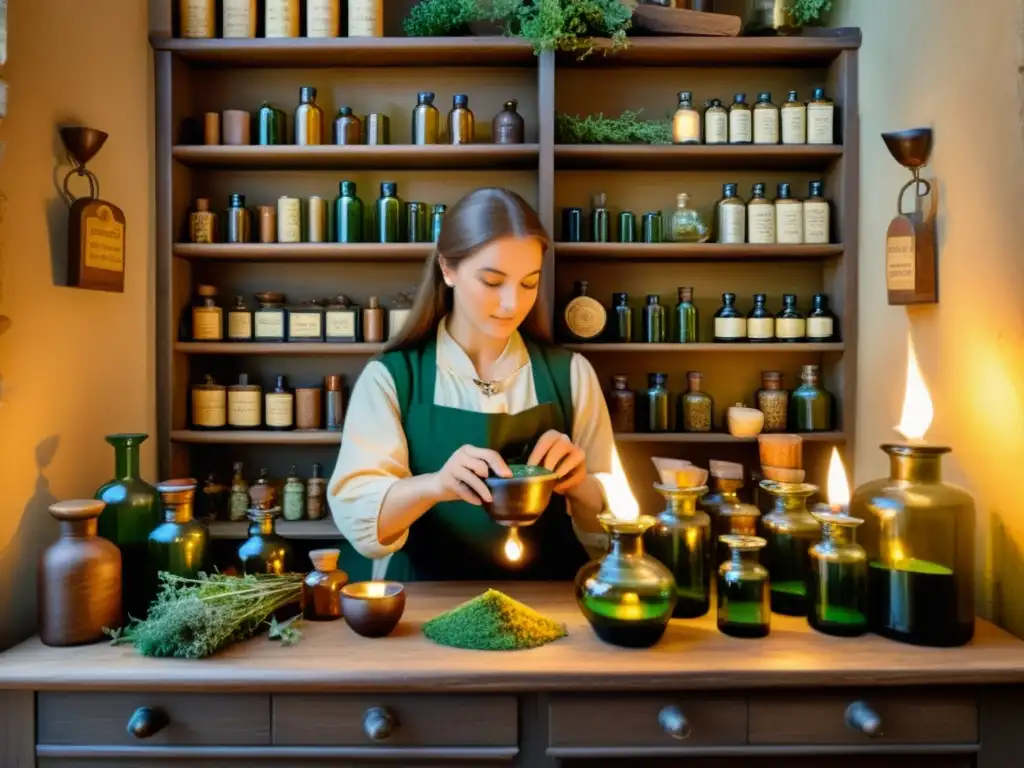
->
852;444;975;647
807;509;868;637
717;535;770;638
237;506;294;575
760;481;820;615
644;484;712;618
575;514;676;648
147;479;211;603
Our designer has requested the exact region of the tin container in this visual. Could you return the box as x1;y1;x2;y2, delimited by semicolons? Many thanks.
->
307;197;329;243
366;113;390;145
406;202;429;243
258;103;287;145
277;196;302;243
226;194;252;243
618;211;637;243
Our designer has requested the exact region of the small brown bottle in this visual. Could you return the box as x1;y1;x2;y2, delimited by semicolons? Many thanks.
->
448;94;475;145
607;375;636;433
334;106;363;145
190;198;219;243
493;99;525;144
756;371;789;433
363;296;385;343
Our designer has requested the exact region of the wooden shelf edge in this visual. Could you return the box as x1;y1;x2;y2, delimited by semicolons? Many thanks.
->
172;144;541;170
614;431;846;444
554;243;843;260
173;243;434;261
554;143;842;171
172;430;342;444
562;343;844;353
174;343;385;355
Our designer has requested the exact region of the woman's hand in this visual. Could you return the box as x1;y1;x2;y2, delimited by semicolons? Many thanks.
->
528;430;587;494
431;445;512;506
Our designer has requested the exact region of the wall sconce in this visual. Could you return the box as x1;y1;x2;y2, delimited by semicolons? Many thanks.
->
882;128;937;305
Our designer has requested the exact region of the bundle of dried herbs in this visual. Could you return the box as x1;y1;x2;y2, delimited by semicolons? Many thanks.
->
422;589;567;650
106;572;304;659
556;110;672;144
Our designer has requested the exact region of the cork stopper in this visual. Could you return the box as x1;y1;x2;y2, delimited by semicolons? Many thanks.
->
325;374;343;391
679;287;693;302
686;371;702;388
48;499;106;522
197;284;218;298
195;198;211;212
368;296;380;309
309;548;341;572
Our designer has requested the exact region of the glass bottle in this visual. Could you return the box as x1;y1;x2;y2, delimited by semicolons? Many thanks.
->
781;90;807;145
672;90;701;144
191;284;223;341
611;292;632;342
333;106;362;145
258;102;287;145
774;182;804;244
95;433;159;622
746;293;774;343
752;91;779;145
227;295;252;342
717;535;770;639
254;291;286;343
701;472;744;521
808;509;868;637
641;212;663;243
807;293;839;341
198;471;228;521
325;374;346;430
237;506;293;575
607;375;636;433
759;480;821;615
191;375;226;430
283;465;305;522
412;91;440;145
646;484;712;618
680;371;713;433
713;292;745;342
303;549;349;620
252;468;276;507
375;182;401;243
790;364;835;431
227;373;261;429
287;300;325;343
307;462;328;520
803;181;831;244
675;286;698;343
716;183;746;244
617;211;636;243
807;87;834;145
180;0;216;37
229;462;250;522
405;202;429;244
431;204;446;242
591;193;610;243
704;98;728;144
643;294;666;343
853;444;976;647
334;181;364;243
645;372;670;433
225;193;252;244
326;295;361;343
756;371;789;433
575;514;676;648
189;198;218;243
265;374;295;431
775;293;806;342
295;86;324;146
148;479;211;601
668;193;710;243
747;183;775;244
564;280;607;342
447;94;475;144
715;501;761;567
729;93;751;144
493;99;525;144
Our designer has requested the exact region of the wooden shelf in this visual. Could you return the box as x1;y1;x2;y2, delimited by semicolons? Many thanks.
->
172;144;540;171
209;519;343;540
172;430;342;444
174;243;433;262
615;431;847;444
555;144;842;172
563;343;844;353
555;243;844;262
175;343;385;355
150;35;537;68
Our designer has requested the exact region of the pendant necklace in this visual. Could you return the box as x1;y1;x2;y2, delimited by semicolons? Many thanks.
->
443;361;528;397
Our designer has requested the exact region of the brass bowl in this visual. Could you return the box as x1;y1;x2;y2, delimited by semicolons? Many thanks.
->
341;581;406;638
482;465;559;527
882;128;933;169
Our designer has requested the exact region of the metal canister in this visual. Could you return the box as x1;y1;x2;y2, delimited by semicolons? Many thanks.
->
226;194;252;243
561;207;583;242
258;103;287;145
642;212;663;244
618;211;637;243
366;113;390;145
406;202;429;244
430;204;446;242
307;196;328;243
277;196;302;243
258;205;277;243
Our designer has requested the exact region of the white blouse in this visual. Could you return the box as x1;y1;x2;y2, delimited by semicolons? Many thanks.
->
328;320;616;572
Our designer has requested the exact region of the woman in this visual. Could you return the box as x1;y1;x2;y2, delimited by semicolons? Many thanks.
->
328;188;616;582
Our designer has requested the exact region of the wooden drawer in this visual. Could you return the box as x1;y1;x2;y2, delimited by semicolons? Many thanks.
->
748;692;978;745
548;694;747;752
272;694;517;747
37;692;271;746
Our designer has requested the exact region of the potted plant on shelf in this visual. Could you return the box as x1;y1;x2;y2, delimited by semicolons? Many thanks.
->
743;0;833;35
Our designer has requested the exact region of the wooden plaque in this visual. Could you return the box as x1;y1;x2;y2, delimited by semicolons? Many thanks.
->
67;198;126;292
885;212;936;305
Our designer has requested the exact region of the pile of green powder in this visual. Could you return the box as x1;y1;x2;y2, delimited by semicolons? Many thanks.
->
422;589;568;651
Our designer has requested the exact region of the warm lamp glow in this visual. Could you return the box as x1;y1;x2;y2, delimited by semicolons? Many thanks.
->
826;447;850;511
503;528;524;562
896;335;934;442
596;448;639;521
365;581;387;598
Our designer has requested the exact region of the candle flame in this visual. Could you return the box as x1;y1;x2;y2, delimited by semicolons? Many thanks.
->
595;448;639;521
365;581;387;598
826;447;850;508
503;529;524;562
896;334;933;442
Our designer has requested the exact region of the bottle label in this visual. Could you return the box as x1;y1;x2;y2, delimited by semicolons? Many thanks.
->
181;0;214;37
190;213;215;243
265;0;300;37
229;487;249;521
776;317;807;339
776;203;804;244
192;388;226;428
729;110;751;143
306;0;340;37
326;310;356;340
388;308;411;340
753;109;779;144
307;479;327;520
348;0;382;36
254;311;285;339
277;198;302;242
283;484;305;521
222;0;255;37
807;316;834;339
747;316;774;339
781;105;807;144
714;317;746;339
803;202;830;244
265;393;294;428
705;112;728;144
288;312;323;339
886;235;916;291
717;203;746;244
228;390;261;427
192;307;222;340
747;205;775;244
807;103;834;144
227;311;252;340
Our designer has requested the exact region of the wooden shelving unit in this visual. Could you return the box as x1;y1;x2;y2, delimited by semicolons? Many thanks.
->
153;15;860;531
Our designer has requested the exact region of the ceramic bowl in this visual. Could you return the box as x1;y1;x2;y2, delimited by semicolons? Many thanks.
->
341;581;406;638
482;465;559;527
727;406;765;438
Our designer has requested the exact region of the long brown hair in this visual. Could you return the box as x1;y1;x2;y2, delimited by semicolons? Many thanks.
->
385;187;553;352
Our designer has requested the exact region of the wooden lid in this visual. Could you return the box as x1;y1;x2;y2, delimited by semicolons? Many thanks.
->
49;499;105;521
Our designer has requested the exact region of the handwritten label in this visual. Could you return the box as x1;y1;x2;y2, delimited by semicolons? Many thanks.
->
84;205;125;273
886;235;916;291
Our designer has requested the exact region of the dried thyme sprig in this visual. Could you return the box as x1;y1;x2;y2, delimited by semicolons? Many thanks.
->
555;110;673;144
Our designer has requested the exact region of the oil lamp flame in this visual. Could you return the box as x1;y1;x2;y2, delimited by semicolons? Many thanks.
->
826;447;850;510
503;529;524;562
595;448;639;521
896;335;933;442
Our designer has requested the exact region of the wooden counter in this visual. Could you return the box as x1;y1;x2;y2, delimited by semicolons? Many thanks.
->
2;582;1023;767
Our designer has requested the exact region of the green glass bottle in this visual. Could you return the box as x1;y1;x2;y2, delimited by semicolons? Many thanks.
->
680;371;713;433
643;294;666;343
645;372;670;433
375;181;401;243
808;509;868;637
675;286;698;343
147;479;211;603
334;180;363;244
237;506;293;575
95;433;160;622
645;483;712;618
760;480;821;616
430;204;446;242
790;364;835;431
611;292;633;342
717;535;770;638
258;102;287;145
283;465;305;522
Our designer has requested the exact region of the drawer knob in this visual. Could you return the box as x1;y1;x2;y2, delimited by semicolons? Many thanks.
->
363;705;398;741
126;707;168;739
657;705;691;740
845;701;883;738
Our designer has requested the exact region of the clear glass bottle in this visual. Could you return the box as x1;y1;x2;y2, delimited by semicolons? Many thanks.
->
774;182;804;244
729;93;752;144
746;293;774;343
643;294;666;343
191;285;223;341
790;364;835;431
237;505;293;575
807;87;835;145
189;198;218;243
229;461;249;522
668;193;710;243
716;183;746;244
447;94;475;144
756;371;789;433
808;509;868;637
753;91;779;145
675;286;697;343
646;483;713;618
715;501;761;567
803;181;831;244
672;90;701;144
704;98;728;144
680;371;713;433
282;465;305;522
747;183;775;244
781;89;807;144
713;292;745;342
295;86;324;146
645;372;670;433
807;293;839;341
227;295;252;342
717;535;770;639
611;292;632;342
775;294;806;342
375;182;401;243
607;375;636;433
265;374;294;431
760;480;821;616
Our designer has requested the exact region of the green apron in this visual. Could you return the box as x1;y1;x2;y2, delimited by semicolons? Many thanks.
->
340;336;589;582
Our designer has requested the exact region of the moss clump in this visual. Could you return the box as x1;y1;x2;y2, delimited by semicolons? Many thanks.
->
422;589;568;651
555;110;672;144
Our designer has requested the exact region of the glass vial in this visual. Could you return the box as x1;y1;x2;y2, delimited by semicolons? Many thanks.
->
229;462;249;522
713;292;745;342
448;94;475;144
807;87;835;145
753;92;779;145
803;181;831;244
307;0;340;38
591;193;610;243
363;296;385;343
716;183;746;244
608;375;635;433
746;293;774;343
412;92;440;145
776;294;806;342
405;202;429;244
335;181;364;243
790;364;835;431
807;293;838;341
645;373;670;433
669;193;710;243
325;375;345;430
642;212;663;244
760;480;821;616
675;286;697;343
227;373;262;429
307;464;328;521
808;509;868;637
618;211;636;243
781;90;807;145
704;99;728;145
191;284;223;341
259;103;287;146
747;183;775;244
180;0;215;38
225;194;252;244
375;182;401;243
190;198;218;243
223;0;257;37
265;375;294;430
729;93;751;144
643;294;666;343
717;535;770;639
191;375;226;429
756;371;789;433
681;371;713;433
303;548;347;619
611;292;632;343
561;207;583;242
254;292;286;342
672;91;701;144
646;484;713;618
227;295;252;341
283;466;305;522
295;87;324;146
265;0;300;37
774;183;804;245
348;0;383;37
431;204;446;242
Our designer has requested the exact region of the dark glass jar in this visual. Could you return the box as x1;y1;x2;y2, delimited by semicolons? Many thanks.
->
713;292;745;342
790;364;835;431
807;293;839;342
645;372;670;433
760;480;821;616
717;535;770;638
775;294;806;342
561;207;583;242
641;212;663;243
611;292;632;342
675;286;698;343
590;192;610;243
237;506;293;575
756;371;789;433
808;509;868;637
607;375;636;433
645;484;712;618
147;479;211;603
680;371;713;433
643;294;666;343
746;293;774;343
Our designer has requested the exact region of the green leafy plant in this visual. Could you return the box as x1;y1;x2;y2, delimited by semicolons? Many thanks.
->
789;0;832;26
403;0;485;37
556;110;672;144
